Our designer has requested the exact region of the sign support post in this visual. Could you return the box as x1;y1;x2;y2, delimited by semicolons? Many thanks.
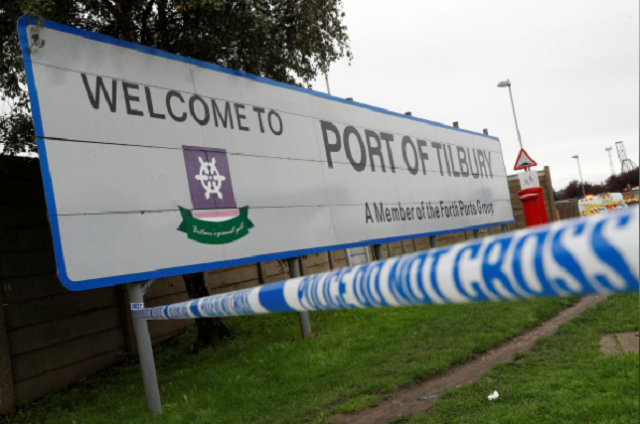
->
287;258;311;339
126;282;162;414
429;236;438;248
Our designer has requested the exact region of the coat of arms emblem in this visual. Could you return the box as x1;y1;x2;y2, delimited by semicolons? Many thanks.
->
177;146;253;244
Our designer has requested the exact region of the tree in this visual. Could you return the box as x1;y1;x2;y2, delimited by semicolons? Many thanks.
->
559;180;606;200
560;180;585;200
1;0;352;154
605;168;639;193
559;168;639;200
1;0;351;348
182;272;230;349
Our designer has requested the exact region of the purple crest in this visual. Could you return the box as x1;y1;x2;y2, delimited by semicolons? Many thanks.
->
182;146;237;210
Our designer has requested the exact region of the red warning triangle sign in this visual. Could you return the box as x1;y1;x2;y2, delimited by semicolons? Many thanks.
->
514;149;537;170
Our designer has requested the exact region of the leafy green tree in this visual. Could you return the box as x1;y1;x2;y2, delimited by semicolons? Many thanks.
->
1;0;352;154
0;0;351;347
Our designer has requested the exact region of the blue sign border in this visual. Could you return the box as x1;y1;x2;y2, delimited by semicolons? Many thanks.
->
17;16;514;291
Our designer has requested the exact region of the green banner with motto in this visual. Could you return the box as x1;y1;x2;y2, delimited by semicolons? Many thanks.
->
177;206;254;244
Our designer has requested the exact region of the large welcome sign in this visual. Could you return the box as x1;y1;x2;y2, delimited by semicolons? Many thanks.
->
18;17;514;290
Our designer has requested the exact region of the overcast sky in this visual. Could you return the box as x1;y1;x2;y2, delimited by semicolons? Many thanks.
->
312;0;639;190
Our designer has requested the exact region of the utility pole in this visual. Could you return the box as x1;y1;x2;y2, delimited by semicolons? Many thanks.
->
605;147;616;176
497;80;524;151
572;155;587;198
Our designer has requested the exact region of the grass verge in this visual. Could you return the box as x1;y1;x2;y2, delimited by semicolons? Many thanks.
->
403;293;639;424
5;297;576;424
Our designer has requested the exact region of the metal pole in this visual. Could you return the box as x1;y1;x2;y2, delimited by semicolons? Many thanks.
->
501;224;509;234
373;244;384;261
473;229;480;239
324;73;331;96
507;85;524;150
605;148;616;176
126;282;162;414
287;258;311;339
429;235;438;248
575;157;586;197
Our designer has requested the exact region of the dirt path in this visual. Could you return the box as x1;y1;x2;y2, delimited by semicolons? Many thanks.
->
332;295;606;424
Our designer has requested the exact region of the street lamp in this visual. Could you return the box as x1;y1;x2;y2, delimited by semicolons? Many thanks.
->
605;147;616;176
497;79;524;151
572;155;586;198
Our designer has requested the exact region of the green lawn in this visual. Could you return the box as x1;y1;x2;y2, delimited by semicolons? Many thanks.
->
403;293;639;424
6;298;576;424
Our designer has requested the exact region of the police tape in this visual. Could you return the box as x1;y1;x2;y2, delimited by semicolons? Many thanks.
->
132;208;639;320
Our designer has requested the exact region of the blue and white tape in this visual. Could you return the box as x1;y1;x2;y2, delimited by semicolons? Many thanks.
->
133;208;639;320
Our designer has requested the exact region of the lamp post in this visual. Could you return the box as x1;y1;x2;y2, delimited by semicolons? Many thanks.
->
572;155;586;198
605;147;616;176
497;79;524;151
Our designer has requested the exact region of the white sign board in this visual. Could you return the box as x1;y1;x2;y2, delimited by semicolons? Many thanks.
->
518;171;540;190
18;17;514;291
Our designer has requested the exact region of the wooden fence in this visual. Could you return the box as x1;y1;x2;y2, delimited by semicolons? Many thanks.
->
556;201;580;220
